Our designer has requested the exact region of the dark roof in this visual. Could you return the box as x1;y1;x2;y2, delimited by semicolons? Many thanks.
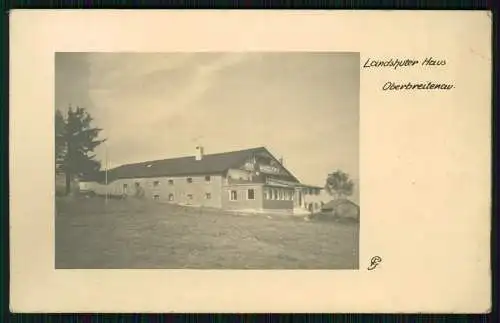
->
321;198;359;211
93;146;300;183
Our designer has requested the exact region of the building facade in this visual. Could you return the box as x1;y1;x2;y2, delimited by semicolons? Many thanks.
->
80;147;324;215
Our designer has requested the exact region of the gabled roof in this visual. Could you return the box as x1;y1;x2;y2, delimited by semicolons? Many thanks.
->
91;146;300;183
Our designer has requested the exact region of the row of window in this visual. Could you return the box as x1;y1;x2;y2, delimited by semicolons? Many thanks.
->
152;190;256;202
264;188;294;201
228;188;296;201
152;189;299;202
152;192;213;201
123;176;212;189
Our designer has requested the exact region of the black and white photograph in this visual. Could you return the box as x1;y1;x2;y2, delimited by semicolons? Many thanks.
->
54;52;360;269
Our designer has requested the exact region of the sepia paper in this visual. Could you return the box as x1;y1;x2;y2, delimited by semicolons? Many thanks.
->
9;10;491;313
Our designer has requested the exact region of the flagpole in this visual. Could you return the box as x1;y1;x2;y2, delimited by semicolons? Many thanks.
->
105;142;108;207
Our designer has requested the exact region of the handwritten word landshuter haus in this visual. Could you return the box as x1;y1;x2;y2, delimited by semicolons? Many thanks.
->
79;147;323;214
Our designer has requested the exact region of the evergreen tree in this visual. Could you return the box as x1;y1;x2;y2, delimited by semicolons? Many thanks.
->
55;106;105;195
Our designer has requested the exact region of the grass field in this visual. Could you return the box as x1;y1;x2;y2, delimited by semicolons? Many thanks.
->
55;197;359;269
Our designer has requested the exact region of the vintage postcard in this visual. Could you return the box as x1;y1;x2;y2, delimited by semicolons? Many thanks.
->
9;10;491;313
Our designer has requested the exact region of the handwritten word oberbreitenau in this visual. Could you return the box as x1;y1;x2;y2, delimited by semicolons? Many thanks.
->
383;81;454;91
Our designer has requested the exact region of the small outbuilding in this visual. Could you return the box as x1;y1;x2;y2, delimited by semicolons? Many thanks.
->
320;198;360;221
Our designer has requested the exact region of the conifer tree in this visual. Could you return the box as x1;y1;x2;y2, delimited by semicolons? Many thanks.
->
55;106;105;195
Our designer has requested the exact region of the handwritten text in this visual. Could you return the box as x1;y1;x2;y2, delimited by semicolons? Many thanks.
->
363;57;447;70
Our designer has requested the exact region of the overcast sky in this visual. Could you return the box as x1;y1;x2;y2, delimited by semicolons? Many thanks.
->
55;52;359;192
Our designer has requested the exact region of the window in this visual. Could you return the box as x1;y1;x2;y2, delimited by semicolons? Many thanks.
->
278;190;283;200
187;177;193;184
153;180;160;187
168;179;174;185
272;189;277;200
205;175;211;182
153;194;160;200
135;182;140;188
187;194;193;200
229;190;237;201
123;184;128;189
205;193;212;199
247;189;255;200
168;193;174;201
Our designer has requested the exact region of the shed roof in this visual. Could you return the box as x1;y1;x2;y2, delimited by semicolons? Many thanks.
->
321;198;359;211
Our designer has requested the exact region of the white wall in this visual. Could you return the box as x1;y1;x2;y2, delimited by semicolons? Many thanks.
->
301;189;331;212
79;175;224;208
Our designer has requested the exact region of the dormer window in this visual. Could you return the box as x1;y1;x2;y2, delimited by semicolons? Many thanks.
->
187;177;193;183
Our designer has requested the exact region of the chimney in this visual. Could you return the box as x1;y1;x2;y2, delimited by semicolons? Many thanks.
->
195;146;204;161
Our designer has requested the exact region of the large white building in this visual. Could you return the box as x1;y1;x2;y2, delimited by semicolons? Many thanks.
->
79;146;327;215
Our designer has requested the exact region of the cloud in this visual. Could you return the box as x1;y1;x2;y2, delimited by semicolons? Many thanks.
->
83;53;255;161
56;52;360;189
